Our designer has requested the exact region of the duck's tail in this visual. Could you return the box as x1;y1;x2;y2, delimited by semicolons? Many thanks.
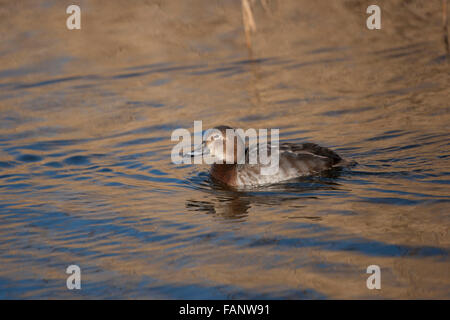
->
333;157;358;168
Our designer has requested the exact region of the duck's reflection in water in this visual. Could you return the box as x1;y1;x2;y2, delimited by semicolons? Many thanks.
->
186;197;251;220
186;169;344;221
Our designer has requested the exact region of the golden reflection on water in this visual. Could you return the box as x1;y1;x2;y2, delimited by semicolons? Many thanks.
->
0;0;449;298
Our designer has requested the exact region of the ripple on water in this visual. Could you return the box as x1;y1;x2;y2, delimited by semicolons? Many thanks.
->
0;161;15;168
44;161;63;168
16;154;43;162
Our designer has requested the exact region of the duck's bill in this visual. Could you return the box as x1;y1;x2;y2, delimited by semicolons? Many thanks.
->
186;142;209;157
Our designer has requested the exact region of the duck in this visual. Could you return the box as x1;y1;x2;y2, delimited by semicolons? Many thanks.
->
190;125;356;187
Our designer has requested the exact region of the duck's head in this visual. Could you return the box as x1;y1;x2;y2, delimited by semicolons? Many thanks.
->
201;126;245;164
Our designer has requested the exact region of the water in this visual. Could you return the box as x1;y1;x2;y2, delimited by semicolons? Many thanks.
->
0;1;449;299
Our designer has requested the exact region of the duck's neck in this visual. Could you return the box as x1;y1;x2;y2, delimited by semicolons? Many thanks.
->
210;164;237;186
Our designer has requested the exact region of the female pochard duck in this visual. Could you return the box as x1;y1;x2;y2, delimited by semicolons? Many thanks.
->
192;125;355;188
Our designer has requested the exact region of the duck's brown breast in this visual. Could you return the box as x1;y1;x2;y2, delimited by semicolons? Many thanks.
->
210;164;238;186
